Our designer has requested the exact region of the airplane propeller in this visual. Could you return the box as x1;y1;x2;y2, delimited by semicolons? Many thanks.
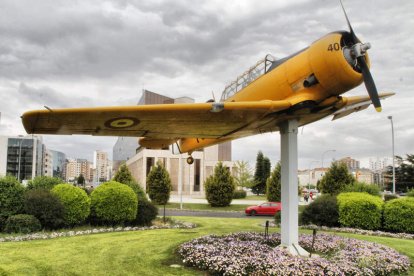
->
340;0;382;112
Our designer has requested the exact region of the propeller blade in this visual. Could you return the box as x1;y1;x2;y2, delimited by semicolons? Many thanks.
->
357;56;382;112
339;0;358;43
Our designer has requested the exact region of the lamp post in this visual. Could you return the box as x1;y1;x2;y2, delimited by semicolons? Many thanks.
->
388;116;396;194
321;149;336;169
308;160;320;190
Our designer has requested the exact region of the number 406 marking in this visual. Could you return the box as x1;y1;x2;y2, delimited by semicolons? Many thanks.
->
327;43;341;51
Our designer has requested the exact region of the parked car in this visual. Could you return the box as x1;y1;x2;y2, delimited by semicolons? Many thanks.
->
245;202;281;216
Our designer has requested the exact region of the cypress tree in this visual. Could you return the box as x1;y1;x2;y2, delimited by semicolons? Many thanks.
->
266;162;281;202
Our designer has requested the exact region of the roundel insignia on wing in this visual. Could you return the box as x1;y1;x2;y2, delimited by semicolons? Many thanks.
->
104;117;140;129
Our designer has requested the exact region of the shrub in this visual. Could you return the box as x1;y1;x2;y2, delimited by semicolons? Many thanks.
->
266;162;281;202
205;162;235;207
4;214;41;234
52;184;90;226
383;197;414;233
90;181;137;225
407;189;414;197
301;194;340;227
0;175;25;223
342;182;381;196
131;199;158;226
113;164;147;200
233;189;247;199
337;192;383;230
384;194;399;201
24;189;65;229
147;162;172;205
27;176;63;190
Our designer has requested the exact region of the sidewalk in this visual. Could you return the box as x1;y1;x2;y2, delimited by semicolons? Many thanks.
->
169;195;310;206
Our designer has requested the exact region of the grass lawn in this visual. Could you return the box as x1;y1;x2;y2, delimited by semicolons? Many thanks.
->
244;195;267;200
0;217;412;275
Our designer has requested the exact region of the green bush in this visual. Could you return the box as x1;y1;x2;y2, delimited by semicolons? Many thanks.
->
337;192;383;230
407;189;414;197
131;199;158;226
91;181;137;225
0;176;25;224
113;164;147;200
27;176;63;190
205;162;235;207
301;194;340;227
383;197;414;233
24;189;65;229
384;194;399;201
4;214;41;234
233;189;247;199
52;184;90;226
342;182;381;196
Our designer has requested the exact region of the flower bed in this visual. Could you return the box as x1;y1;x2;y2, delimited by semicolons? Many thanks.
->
178;232;410;275
301;224;414;240
0;220;196;243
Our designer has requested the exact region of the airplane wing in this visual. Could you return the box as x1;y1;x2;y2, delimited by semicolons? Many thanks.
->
332;92;395;120
21;100;291;139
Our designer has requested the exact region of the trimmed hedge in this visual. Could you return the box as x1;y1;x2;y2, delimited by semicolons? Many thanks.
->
301;194;340;227
384;194;399;201
4;214;41;234
24;189;65;229
342;182;381;196
383;197;414;233
337;192;383;230
233;189;247;199
52;184;90;226
91;181;137;225
0;176;25;224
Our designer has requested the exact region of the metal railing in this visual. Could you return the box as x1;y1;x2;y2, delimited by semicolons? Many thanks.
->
220;54;275;101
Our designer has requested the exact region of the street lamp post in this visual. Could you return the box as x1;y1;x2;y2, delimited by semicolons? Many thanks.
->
321;149;336;169
388;116;396;194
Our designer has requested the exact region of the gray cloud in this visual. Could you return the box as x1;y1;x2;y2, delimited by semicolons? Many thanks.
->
0;0;413;167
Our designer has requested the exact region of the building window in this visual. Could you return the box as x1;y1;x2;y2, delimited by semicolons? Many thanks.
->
194;159;201;192
146;157;154;176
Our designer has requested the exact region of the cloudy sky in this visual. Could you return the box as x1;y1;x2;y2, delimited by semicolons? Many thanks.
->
0;0;413;169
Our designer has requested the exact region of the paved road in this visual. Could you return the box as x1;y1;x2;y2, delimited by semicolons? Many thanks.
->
159;208;274;219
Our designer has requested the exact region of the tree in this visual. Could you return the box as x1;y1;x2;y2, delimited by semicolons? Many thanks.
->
384;154;414;192
77;174;85;188
27;176;63;190
252;151;271;195
233;161;254;188
205;162;235;207
319;162;355;195
113;164;147;199
147;162;172;222
266;162;281;202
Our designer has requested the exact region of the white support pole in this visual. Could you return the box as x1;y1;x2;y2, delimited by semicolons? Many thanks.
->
279;119;309;256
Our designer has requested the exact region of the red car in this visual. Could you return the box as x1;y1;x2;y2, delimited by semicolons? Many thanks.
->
245;202;281;216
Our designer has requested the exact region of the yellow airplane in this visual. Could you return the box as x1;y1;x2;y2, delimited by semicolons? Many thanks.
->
21;2;394;165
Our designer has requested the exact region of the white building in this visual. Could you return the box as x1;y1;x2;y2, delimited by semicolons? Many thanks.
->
126;143;235;196
93;150;110;183
298;168;327;187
